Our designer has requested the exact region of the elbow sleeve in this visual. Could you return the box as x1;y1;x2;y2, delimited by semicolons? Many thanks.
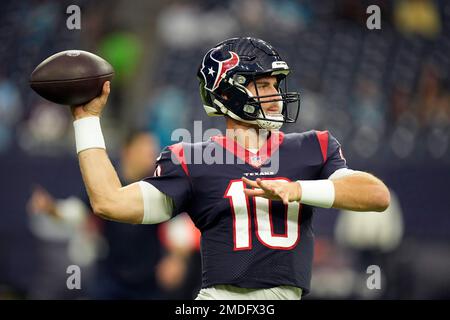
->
328;168;360;180
138;181;174;224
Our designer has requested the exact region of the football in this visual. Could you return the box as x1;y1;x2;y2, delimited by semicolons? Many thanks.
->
30;50;114;106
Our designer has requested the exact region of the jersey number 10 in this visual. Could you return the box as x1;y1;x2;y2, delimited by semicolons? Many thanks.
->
224;179;301;251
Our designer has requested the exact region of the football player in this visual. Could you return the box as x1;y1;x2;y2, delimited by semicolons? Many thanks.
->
70;37;390;300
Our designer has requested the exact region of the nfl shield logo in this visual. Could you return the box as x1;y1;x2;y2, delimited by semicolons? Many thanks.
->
250;155;262;167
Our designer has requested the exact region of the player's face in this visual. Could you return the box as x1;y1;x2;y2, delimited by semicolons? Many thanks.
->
246;76;282;115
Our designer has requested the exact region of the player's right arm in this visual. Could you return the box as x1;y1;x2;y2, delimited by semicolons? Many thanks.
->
77;148;145;223
70;82;173;224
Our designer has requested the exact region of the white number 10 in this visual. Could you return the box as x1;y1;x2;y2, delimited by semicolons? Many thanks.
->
224;179;301;251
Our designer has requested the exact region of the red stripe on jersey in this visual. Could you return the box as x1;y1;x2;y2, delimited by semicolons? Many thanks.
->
315;130;329;162
211;131;284;168
168;143;189;176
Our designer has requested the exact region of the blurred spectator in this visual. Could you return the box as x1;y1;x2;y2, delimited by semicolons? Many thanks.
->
0;75;22;152
157;213;202;299
156;2;237;49
390;85;412;125
230;0;267;33
18;101;70;156
98;30;144;120
334;189;404;298
394;0;442;39
0;76;22;127
22;1;60;48
349;79;386;158
351;79;386;133
26;130;198;299
99;32;143;86
267;0;311;31
88;130;164;299
26;185;100;299
146;86;189;148
414;63;450;128
308;238;357;299
335;189;404;252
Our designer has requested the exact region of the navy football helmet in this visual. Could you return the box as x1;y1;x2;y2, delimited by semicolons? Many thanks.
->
197;37;300;130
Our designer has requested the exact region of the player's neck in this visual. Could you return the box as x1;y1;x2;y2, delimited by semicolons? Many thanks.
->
225;117;269;150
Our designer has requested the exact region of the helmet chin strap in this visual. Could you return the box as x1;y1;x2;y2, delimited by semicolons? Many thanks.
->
242;88;284;130
256;98;284;130
256;113;284;130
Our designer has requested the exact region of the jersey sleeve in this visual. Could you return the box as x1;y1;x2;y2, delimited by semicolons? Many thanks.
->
143;143;192;216
316;131;348;179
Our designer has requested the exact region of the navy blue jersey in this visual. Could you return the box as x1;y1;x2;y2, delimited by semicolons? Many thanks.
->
144;130;347;295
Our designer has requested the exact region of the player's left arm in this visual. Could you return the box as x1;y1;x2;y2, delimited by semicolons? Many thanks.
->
243;172;390;212
243;131;390;212
328;171;390;212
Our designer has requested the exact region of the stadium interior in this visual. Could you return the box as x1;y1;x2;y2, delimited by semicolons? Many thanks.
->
0;0;449;299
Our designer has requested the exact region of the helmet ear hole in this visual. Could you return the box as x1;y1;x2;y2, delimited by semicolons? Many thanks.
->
243;105;255;114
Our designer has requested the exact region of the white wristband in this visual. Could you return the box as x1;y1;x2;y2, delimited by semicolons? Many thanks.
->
297;180;335;208
73;116;106;153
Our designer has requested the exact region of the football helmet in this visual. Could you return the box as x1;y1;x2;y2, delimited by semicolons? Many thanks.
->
197;37;300;130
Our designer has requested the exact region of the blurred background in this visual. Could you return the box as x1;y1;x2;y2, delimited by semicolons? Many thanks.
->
0;0;449;299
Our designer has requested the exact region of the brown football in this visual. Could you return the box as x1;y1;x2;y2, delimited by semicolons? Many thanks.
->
30;50;114;106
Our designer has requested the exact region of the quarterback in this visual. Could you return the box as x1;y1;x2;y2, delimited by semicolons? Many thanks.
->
70;37;390;299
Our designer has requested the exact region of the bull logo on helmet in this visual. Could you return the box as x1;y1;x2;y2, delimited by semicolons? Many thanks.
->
200;49;240;92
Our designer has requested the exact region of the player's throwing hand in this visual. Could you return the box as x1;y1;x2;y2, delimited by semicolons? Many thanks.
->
242;177;302;205
71;81;110;120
